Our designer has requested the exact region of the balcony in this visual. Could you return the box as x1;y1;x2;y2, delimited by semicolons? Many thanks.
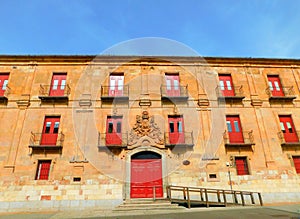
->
38;84;70;103
0;86;10;104
265;86;296;102
215;85;245;102
161;85;188;102
278;131;300;149
223;130;255;152
29;132;64;154
98;132;128;151
100;85;129;102
164;132;194;148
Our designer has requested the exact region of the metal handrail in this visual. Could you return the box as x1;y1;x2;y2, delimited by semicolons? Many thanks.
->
29;132;64;146
215;85;244;97
100;85;129;97
160;85;188;97
265;86;295;97
223;130;254;145
164;131;194;145
39;84;71;96
277;131;300;144
98;132;128;147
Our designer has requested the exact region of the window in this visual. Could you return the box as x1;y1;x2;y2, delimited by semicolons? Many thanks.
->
109;73;124;96
0;73;9;96
168;115;185;144
292;156;300;174
279;115;298;143
106;116;122;145
219;75;234;96
35;160;51;180
267;75;284;96
235;157;249;175
40;116;60;145
165;74;180;96
49;73;67;96
226;116;244;143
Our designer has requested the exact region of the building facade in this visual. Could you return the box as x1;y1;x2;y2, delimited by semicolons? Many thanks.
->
0;55;300;211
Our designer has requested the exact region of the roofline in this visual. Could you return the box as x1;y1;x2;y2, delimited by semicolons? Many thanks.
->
0;55;300;66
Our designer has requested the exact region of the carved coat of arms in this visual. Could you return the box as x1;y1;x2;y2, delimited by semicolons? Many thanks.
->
128;111;164;146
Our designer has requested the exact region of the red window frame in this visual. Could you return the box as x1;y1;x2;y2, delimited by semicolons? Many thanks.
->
292;156;300;174
40;116;60;146
106;116;122;145
235;157;249;175
168;115;185;144
219;74;234;96
267;75;284;96
226;115;244;143
279;115;298;143
109;73;124;97
49;73;67;96
165;73;180;96
0;73;9;96
35;160;51;180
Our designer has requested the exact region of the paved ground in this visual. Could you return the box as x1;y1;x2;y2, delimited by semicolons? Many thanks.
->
0;204;299;219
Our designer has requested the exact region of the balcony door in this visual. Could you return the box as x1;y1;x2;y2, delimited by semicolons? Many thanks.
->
109;74;124;96
168;115;185;144
226;116;244;143
165;74;180;96
40;116;60;145
0;73;9;96
106;116;122;145
268;75;284;96
49;73;67;96
279;115;298;143
219;75;234;96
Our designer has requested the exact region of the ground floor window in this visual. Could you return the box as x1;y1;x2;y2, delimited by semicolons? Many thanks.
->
35;160;51;180
235;157;249;175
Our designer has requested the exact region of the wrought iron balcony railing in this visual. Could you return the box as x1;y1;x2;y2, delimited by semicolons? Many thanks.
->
215;85;245;99
29;132;64;154
160;85;188;100
277;131;300;146
100;85;129;100
265;86;296;100
164;132;194;147
98;132;128;148
223;130;254;146
38;84;71;98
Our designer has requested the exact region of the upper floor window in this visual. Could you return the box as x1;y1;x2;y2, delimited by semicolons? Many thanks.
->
40;116;60;145
226;115;244;143
279;115;299;143
50;73;67;96
106;116;122;145
219;74;234;96
165;73;180;96
109;73;124;97
267;75;283;97
0;73;9;96
168;115;185;144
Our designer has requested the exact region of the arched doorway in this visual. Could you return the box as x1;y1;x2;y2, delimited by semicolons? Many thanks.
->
130;151;163;198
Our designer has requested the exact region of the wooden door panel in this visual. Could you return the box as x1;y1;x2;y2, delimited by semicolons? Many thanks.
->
40;117;60;145
268;75;284;96
226;116;244;143
165;74;180;96
219;75;234;96
0;74;9;96
49;74;67;96
109;75;124;96
279;116;298;142
106;117;122;145
169;116;185;144
131;159;163;198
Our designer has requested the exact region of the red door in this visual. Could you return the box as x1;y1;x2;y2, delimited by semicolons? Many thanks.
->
40;117;60;145
268;75;284;96
109;74;124;96
226;116;244;143
49;74;67;96
168;116;185;144
219;75;234;96
106;116;122;145
131;159;163;198
0;74;9;96
36;160;51;180
279;115;298;142
292;156;300;174
165;74;180;96
235;157;249;175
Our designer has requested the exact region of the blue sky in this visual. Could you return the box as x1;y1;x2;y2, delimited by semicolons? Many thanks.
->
1;0;299;58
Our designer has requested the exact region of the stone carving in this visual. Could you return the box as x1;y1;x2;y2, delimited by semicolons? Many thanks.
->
128;111;164;146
